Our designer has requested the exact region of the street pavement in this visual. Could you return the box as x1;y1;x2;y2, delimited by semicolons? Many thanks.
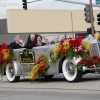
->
0;74;100;100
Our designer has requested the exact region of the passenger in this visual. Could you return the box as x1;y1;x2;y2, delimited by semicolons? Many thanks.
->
60;37;65;41
26;34;36;49
51;41;55;44
9;35;26;49
36;35;46;46
19;38;27;47
53;36;59;43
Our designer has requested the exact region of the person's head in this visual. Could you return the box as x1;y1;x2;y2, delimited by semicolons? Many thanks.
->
15;35;20;40
30;34;35;41
54;36;59;42
61;37;65;41
37;35;42;43
14;36;20;43
51;41;55;44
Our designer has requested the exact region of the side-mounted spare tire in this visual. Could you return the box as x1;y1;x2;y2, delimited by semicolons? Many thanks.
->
6;63;20;82
62;59;82;82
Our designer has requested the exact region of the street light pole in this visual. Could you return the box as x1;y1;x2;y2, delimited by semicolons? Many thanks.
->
90;0;94;37
55;0;100;8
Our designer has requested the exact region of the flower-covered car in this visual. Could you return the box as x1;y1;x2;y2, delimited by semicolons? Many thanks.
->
1;34;100;83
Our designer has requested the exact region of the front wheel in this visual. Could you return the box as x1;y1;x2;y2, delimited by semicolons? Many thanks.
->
6;63;20;83
62;59;82;82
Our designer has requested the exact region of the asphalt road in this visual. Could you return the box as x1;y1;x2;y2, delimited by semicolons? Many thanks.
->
0;74;100;100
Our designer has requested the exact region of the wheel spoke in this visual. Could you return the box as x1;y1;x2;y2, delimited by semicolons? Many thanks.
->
66;63;75;77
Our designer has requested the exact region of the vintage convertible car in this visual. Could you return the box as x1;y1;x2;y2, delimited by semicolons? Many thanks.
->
5;36;100;83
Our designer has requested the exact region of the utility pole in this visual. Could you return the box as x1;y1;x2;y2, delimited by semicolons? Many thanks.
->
90;0;95;37
55;0;100;8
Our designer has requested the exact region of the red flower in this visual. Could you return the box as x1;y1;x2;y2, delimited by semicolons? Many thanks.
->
1;43;8;49
39;66;45;72
87;59;94;67
97;57;100;63
77;58;86;65
77;35;82;43
59;48;68;53
0;55;3;63
39;55;44;61
60;40;64;44
91;56;98;59
69;36;82;48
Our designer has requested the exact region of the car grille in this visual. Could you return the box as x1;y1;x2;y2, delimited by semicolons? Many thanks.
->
89;42;100;57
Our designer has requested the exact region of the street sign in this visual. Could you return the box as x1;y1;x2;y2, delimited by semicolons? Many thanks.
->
96;0;100;5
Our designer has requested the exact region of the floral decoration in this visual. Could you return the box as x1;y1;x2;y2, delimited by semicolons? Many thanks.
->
95;33;100;41
0;43;15;76
29;54;49;81
52;36;90;61
76;56;100;69
52;36;95;69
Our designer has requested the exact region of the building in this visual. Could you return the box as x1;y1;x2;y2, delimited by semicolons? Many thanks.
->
0;19;7;33
6;9;100;33
0;9;100;43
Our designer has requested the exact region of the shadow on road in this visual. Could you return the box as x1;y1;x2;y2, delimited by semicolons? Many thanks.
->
18;75;100;83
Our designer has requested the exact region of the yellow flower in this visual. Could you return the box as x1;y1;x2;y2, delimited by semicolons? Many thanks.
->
63;41;70;50
95;34;100;40
3;52;9;60
28;64;39;80
52;44;61;60
82;42;91;50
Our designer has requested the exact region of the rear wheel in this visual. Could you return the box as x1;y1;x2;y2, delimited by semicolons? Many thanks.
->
6;63;20;82
62;59;82;82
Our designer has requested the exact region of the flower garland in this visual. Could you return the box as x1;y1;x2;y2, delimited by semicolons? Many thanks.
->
29;54;49;81
95;33;100;40
52;36;94;69
76;56;100;69
0;43;15;76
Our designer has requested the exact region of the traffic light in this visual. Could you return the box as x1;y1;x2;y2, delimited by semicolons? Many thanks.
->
87;27;91;34
97;13;100;25
22;0;27;10
87;27;95;34
84;5;91;23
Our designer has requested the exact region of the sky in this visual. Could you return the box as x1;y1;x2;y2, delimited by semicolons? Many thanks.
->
0;0;100;19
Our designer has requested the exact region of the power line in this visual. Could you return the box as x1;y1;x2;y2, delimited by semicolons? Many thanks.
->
27;0;42;3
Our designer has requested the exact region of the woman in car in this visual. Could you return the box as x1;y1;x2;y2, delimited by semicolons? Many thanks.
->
36;35;46;46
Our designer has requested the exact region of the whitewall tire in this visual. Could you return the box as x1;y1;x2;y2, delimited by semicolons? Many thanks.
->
62;59;82;82
6;63;20;82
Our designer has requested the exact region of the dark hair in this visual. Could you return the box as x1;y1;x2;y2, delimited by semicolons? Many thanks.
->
37;35;42;40
51;41;55;44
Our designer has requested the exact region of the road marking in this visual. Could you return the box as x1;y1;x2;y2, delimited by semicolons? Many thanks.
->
0;87;100;92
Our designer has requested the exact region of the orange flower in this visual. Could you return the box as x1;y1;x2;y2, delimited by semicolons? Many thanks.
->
39;61;45;67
